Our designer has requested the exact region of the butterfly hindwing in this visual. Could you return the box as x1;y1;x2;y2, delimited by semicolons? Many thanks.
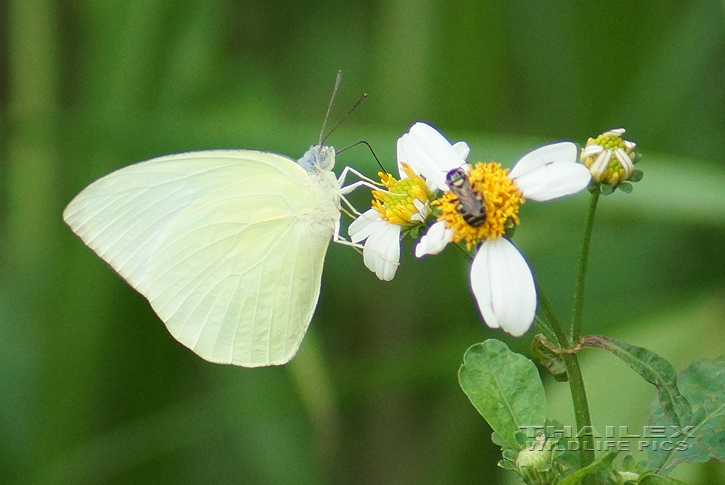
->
64;150;335;366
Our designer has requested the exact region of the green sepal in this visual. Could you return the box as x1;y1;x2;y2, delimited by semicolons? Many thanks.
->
629;169;644;182
618;182;633;194
600;183;615;195
502;449;518;461
503;218;517;239
403;225;420;240
513;430;528;447
491;431;508;448
497;459;516;471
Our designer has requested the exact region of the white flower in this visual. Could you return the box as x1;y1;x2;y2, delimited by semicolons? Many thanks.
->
348;160;432;281
348;209;401;281
579;128;638;188
399;122;591;336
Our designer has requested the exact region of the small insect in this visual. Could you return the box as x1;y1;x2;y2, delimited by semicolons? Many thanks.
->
446;167;487;227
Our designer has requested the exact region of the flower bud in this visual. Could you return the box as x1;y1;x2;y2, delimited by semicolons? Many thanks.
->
580;128;641;192
515;436;557;484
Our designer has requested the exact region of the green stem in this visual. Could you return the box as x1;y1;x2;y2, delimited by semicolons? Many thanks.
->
535;282;569;348
563;353;596;479
536;283;596;478
571;191;600;342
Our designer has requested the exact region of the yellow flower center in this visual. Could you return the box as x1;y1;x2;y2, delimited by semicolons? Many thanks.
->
581;132;636;185
434;162;523;249
372;163;431;227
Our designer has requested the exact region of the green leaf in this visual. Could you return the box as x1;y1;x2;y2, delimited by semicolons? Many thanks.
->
581;335;692;428
546;419;580;471
647;357;725;474
531;334;568;382
458;339;546;450
558;451;618;485
639;474;688;484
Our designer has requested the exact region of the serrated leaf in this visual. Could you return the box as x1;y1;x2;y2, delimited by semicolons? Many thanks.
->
582;335;692;428
558;451;618;485
459;339;546;449
647;357;725;474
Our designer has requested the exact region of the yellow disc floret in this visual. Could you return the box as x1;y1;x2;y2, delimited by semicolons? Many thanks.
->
372;163;431;227
435;162;523;249
580;128;638;187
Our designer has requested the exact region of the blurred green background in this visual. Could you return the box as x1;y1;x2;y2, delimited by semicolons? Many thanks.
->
2;0;725;483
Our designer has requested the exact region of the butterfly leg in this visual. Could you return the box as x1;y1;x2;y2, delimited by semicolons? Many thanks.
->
331;217;400;269
337;165;381;190
331;217;365;249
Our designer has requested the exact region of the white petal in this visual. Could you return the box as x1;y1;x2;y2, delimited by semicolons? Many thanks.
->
362;222;401;281
590;149;612;179
348;209;381;242
602;128;625;137
514;163;591;202
469;238;536;337
452;141;470;160
415;221;453;257
509;142;578;179
410;199;427;222
614;147;634;176
397;122;466;191
581;144;603;159
509;142;590;202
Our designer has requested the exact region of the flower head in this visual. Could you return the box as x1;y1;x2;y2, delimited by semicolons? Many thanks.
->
515;435;558;484
370;163;430;229
580;128;641;193
401;122;591;336
348;162;434;281
433;162;523;249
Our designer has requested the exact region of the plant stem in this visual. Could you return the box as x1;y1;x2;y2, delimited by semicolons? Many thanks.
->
563;353;596;481
537;284;596;476
571;191;600;342
535;283;569;348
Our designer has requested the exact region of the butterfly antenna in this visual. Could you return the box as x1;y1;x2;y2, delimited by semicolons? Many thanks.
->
321;92;367;146
337;140;387;174
318;71;343;146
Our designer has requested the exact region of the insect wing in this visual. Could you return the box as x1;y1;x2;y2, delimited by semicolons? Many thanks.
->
446;168;486;227
64;150;333;367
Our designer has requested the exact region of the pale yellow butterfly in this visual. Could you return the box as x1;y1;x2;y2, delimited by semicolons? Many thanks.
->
63;73;376;367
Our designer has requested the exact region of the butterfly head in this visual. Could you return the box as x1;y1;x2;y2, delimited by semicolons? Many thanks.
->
298;144;336;173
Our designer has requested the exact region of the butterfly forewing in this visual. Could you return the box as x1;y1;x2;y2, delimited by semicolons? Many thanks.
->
64;150;335;367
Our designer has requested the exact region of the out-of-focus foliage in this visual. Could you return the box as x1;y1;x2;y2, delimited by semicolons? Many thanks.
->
1;0;724;483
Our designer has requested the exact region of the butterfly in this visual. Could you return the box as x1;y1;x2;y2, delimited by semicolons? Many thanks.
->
63;73;373;367
445;167;487;227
